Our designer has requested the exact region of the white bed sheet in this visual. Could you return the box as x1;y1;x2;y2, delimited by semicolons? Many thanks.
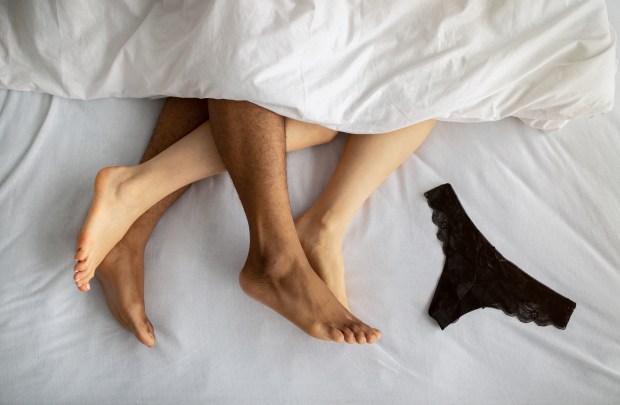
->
2;5;620;405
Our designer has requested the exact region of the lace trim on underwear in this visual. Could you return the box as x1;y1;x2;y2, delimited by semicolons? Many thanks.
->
424;183;576;329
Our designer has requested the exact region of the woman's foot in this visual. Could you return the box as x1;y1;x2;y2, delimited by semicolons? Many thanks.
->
96;241;156;347
74;166;146;291
295;214;349;309
239;248;380;344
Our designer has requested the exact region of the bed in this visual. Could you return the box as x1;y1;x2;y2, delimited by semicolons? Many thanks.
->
1;1;619;404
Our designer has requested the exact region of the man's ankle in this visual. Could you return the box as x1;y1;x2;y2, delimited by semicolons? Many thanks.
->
246;241;306;278
114;232;148;254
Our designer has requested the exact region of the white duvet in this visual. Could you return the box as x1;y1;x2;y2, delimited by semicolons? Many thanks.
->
0;0;616;133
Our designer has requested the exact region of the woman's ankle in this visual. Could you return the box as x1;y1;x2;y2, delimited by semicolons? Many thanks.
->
296;208;347;245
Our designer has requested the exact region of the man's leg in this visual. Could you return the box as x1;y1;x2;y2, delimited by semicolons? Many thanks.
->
74;119;338;291
96;98;209;347
84;103;337;347
207;99;380;344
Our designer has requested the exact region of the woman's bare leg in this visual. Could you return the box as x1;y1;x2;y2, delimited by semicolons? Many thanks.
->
96;97;209;347
73;118;337;290
74;116;434;306
296;120;436;308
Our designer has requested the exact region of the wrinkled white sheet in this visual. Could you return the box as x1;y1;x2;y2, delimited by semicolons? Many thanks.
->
0;0;616;133
1;67;620;404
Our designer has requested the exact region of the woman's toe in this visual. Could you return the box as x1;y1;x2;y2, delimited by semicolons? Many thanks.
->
74;251;84;261
74;271;84;283
77;282;90;293
74;260;88;272
75;247;87;261
74;269;90;284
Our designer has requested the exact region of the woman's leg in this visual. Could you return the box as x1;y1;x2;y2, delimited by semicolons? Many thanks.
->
295;120;436;308
73;118;337;290
96;97;209;347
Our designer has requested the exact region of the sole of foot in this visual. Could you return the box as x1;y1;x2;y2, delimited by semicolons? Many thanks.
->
74;166;143;292
96;242;156;347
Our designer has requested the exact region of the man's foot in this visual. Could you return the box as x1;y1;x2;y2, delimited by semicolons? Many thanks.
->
295;214;349;309
96;241;156;347
239;249;380;344
74;167;145;292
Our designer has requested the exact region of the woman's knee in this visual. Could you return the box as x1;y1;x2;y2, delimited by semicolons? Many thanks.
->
285;118;338;147
317;126;339;144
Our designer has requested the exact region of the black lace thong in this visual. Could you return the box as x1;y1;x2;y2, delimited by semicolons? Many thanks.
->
424;183;576;330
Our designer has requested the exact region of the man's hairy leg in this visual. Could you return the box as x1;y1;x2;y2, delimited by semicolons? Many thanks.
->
96;98;209;347
74;119;338;290
207;100;381;344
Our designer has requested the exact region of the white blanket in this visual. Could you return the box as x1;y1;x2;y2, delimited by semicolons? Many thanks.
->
0;0;616;133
